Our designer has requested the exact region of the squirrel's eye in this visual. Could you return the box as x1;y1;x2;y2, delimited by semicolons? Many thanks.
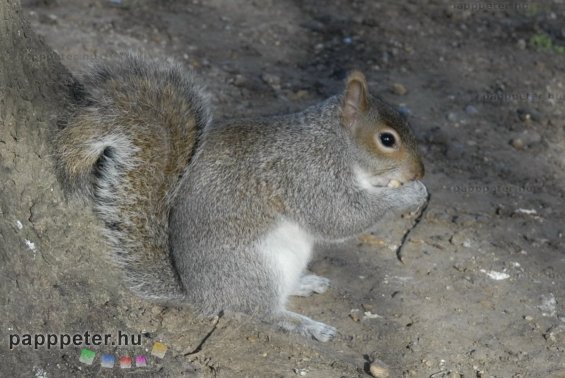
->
379;132;396;148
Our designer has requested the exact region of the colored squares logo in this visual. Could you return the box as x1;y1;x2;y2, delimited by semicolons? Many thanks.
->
77;341;167;368
135;355;148;367
79;348;96;365
151;342;168;358
119;356;132;369
100;354;115;368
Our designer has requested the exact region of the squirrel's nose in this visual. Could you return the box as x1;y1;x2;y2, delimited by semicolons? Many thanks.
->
412;159;425;180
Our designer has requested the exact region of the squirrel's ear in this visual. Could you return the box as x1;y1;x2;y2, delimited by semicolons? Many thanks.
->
341;70;369;128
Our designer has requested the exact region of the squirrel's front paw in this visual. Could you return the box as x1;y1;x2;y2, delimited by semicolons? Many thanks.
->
390;180;428;212
409;180;428;202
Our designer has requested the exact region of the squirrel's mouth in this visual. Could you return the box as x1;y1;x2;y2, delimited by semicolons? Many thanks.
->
353;165;409;190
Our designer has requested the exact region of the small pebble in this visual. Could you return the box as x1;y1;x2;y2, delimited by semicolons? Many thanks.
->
430;371;450;378
362;303;374;311
233;74;247;87
293;89;309;99
364;311;382;319
519;130;542;145
261;73;281;90
446;112;458;122
517;39;527;50
369;359;390;377
349;309;361;322
390;83;407;96
510;138;524;150
517;109;532;122
422;359;433;367
465;105;478;114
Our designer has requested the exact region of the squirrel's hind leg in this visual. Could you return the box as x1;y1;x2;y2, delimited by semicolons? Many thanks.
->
274;310;336;342
291;274;330;297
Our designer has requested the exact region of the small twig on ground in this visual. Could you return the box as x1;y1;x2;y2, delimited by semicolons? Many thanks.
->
185;311;223;356
396;192;431;263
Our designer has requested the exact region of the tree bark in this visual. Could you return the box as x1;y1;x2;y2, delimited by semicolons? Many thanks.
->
0;1;128;375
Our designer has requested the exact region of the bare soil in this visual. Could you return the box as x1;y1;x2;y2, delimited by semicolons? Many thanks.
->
8;0;565;376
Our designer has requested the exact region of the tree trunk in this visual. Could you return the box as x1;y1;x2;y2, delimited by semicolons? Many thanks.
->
0;1;127;375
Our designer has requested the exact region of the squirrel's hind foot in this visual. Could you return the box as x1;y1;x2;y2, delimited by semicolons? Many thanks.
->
276;310;336;342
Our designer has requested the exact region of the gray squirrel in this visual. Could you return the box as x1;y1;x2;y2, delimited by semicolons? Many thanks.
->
55;55;427;342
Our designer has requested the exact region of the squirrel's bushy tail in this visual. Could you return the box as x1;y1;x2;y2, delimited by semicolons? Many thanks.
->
55;55;211;301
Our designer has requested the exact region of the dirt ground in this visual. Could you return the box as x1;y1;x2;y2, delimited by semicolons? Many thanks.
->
10;0;565;376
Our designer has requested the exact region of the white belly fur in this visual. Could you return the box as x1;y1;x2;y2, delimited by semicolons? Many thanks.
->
259;220;313;308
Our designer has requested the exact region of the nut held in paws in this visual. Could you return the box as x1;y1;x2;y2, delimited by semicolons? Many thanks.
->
387;179;401;188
